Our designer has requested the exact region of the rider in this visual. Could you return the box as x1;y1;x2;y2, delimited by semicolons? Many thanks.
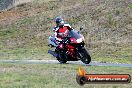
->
49;16;73;47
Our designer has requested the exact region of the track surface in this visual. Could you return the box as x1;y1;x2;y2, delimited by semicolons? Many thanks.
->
0;60;132;67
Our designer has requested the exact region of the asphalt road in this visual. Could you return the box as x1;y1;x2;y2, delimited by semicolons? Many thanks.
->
0;60;132;67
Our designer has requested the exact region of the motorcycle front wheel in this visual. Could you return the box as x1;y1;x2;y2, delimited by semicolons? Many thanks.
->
77;48;91;64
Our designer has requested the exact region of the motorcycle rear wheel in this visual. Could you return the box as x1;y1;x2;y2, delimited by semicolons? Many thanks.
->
57;52;67;64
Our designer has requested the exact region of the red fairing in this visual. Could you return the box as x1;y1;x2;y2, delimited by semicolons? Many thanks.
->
70;38;77;43
67;45;75;49
66;45;75;57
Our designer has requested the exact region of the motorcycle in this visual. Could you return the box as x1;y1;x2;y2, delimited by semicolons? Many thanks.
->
48;28;91;64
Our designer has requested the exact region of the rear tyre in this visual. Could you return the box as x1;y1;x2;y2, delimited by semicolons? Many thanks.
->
56;51;67;64
78;48;91;64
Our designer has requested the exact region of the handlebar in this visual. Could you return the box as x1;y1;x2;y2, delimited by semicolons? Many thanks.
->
62;36;71;39
60;36;71;44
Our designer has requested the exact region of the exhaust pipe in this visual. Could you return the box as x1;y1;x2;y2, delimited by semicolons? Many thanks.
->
48;50;58;58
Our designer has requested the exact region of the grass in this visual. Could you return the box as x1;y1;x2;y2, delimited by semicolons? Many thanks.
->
0;63;132;88
32;0;56;4
92;46;132;64
128;3;132;9
0;1;132;88
0;0;132;64
0;25;52;60
0;46;52;60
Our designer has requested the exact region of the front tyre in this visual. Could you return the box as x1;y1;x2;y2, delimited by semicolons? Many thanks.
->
78;48;91;64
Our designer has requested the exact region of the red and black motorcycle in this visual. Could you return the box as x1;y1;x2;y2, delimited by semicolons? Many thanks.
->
48;29;91;64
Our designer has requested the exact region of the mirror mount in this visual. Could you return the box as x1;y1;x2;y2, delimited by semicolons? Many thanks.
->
78;27;84;33
80;27;83;31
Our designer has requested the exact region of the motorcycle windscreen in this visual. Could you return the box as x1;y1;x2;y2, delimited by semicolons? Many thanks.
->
67;30;81;39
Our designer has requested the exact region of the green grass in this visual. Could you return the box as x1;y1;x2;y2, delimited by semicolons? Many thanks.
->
92;46;132;64
0;46;52;60
0;26;51;60
0;27;26;40
128;3;132;9
0;63;132;88
0;0;132;64
0;15;52;60
32;0;56;4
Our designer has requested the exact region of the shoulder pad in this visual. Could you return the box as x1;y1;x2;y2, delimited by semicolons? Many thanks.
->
64;24;71;28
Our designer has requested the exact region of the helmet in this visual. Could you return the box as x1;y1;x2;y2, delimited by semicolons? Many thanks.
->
55;17;64;27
